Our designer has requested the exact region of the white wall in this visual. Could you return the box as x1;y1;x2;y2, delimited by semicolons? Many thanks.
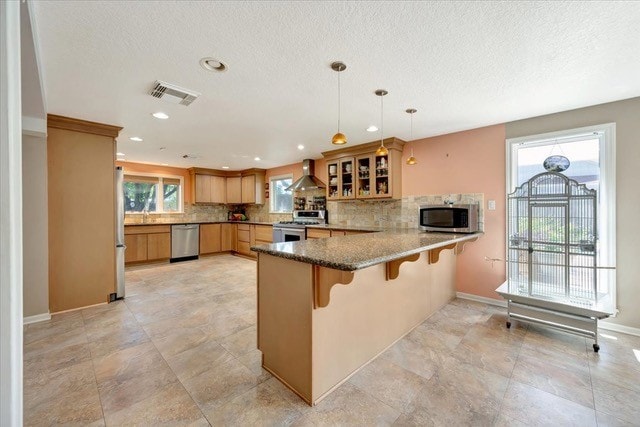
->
506;97;640;331
22;134;48;319
0;0;24;425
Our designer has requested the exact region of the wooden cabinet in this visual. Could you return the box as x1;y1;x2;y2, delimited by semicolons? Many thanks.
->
241;171;265;204
221;223;237;251
124;225;171;264
226;176;242;204
200;223;222;254
307;228;332;239
254;225;273;244
322;138;405;201
236;223;253;257
193;174;226;204
241;175;255;204
326;158;355;200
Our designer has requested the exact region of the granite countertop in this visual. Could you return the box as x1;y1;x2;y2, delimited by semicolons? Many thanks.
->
251;229;482;271
305;224;385;232
124;220;275;226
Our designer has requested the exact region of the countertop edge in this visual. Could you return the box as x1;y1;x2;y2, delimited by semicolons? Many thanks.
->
251;232;482;271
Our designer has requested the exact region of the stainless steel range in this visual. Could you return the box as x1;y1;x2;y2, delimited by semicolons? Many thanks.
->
273;210;327;243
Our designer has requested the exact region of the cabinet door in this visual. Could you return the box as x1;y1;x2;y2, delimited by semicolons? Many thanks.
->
147;233;171;260
355;155;374;199
124;234;147;263
195;174;212;203
327;161;340;200
339;158;355;199
330;230;346;237
200;224;221;254
210;176;226;204
241;175;256;204
221;223;237;251
373;152;390;198
254;225;273;243
226;177;242;204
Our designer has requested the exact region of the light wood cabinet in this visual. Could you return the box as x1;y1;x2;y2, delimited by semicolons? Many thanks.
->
322;138;405;201
124;225;171;264
211;176;226;203
307;228;332;239
235;223;272;257
200;223;222;254
221;223;237;251
124;234;147;262
241;175;255;204
254;225;273;243
195;174;212;203
226;176;242;204
193;174;226;204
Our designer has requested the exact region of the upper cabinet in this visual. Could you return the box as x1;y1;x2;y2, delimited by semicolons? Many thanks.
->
322;138;405;201
189;168;265;205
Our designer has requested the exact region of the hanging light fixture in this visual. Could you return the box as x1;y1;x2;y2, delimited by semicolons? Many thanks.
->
375;89;388;156
331;61;347;145
406;108;417;165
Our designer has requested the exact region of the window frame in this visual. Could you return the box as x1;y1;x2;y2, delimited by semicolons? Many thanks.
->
506;122;617;313
123;171;184;214
269;173;294;214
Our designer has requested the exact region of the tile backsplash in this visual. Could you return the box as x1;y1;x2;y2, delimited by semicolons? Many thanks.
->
126;192;484;230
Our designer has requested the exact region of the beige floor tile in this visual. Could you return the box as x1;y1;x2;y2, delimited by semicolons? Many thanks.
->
596;410;638;427
23;325;88;359
493;412;529;426
87;323;150;359
23;341;92;380
165;338;235;382
348;356;428;412
219;325;257;357
151;326;212;359
206;380;303;426
292;382;400;426
500;380;596;426
452;335;519;378
448;297;489;312
181;357;264;413
512;346;593;408
590;357;640;394
593;378;640;424
522;324;588;358
380;336;444;380
104;381;205;426
24;311;85;345
237;349;273;383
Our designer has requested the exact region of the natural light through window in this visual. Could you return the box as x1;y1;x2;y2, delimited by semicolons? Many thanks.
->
124;174;183;213
270;174;293;213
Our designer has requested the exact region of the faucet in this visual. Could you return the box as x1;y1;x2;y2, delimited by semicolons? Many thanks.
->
142;208;149;223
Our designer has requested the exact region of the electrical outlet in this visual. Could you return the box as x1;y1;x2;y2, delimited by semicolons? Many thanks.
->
488;200;496;211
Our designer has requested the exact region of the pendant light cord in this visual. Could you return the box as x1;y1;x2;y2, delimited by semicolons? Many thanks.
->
337;69;341;132
380;93;384;147
410;111;414;156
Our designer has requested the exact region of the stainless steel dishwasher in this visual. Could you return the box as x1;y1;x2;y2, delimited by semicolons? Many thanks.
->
171;224;200;262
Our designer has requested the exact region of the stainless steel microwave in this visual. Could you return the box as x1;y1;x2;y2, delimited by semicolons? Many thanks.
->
419;204;479;233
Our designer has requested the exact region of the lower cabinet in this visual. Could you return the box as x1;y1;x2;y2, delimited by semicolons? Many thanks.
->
221;223;237;252
200;224;222;254
306;228;370;239
124;225;171;264
236;224;253;257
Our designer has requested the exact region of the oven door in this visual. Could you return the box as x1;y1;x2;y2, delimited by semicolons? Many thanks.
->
283;227;306;242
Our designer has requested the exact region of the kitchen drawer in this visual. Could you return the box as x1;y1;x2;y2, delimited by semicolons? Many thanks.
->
307;229;331;239
254;225;272;242
237;229;251;242
125;225;171;235
237;223;251;232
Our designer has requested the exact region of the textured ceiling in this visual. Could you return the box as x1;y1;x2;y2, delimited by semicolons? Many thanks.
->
31;1;640;170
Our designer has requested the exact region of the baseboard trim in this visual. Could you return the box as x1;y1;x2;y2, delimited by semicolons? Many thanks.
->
599;321;640;337
23;312;51;325
456;292;507;308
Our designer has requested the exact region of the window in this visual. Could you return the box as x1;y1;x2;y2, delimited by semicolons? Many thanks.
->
124;173;183;213
507;123;616;308
269;174;293;213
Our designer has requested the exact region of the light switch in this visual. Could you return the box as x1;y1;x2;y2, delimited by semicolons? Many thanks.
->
488;200;496;211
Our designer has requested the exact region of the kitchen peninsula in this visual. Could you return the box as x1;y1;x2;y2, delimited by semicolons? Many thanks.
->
251;230;480;405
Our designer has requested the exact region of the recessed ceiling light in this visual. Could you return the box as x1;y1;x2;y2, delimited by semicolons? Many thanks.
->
254;157;261;161
366;125;378;132
117;152;125;156
152;112;169;120
297;144;305;150
161;163;169;166
222;166;230;169
159;147;166;151
200;57;227;72
129;136;143;142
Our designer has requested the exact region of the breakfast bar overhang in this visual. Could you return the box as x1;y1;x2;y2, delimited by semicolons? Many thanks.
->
252;230;480;405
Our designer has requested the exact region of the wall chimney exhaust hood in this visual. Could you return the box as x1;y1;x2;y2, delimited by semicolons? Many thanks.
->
285;159;326;191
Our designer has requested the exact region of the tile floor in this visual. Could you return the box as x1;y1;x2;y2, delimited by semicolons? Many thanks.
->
23;255;640;426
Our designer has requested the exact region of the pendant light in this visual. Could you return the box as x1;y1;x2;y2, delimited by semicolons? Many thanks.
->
375;89;388;156
331;61;347;145
406;108;417;165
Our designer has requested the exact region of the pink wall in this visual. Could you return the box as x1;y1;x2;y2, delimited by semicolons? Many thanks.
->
402;125;507;300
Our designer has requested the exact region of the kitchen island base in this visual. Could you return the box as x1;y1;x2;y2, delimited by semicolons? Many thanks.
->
257;248;457;405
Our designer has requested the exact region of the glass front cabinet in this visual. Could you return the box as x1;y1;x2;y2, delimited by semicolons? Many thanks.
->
324;138;405;201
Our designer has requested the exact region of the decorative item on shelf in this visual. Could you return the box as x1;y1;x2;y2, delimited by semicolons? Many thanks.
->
543;139;570;172
406;108;418;165
331;61;348;145
375;89;389;156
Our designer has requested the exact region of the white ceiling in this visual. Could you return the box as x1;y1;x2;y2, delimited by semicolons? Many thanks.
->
31;1;640;170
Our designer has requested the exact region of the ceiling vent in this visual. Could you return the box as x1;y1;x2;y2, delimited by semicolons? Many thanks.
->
149;80;200;106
